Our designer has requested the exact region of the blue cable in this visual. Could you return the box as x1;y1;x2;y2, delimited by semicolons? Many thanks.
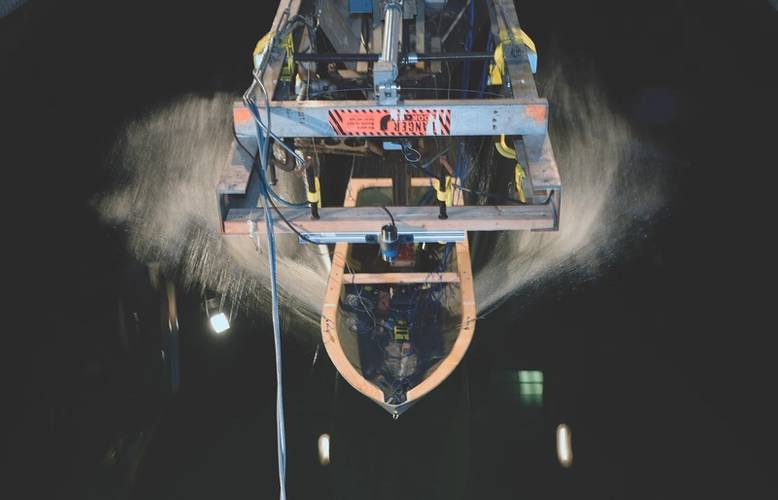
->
244;99;308;210
247;92;288;500
269;188;309;208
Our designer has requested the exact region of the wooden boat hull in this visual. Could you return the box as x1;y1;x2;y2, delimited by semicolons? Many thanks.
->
321;178;476;417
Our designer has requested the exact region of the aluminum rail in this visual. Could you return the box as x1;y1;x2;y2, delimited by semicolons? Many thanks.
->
293;52;494;63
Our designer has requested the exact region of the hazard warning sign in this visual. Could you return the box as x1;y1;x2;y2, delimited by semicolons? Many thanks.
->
328;108;451;137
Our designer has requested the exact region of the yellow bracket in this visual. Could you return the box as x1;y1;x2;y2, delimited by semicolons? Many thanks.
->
253;31;295;78
433;176;453;207
253;31;272;70
494;136;526;203
489;28;537;86
306;176;321;207
495;135;517;159
514;163;527;204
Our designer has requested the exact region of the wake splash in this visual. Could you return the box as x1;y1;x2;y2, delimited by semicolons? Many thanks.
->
96;62;665;341
473;63;665;313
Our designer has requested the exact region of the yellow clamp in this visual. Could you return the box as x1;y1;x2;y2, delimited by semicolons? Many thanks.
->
514;163;527;203
494;136;526;203
495;134;516;160
489;28;537;86
306;176;321;207
434;175;453;207
253;31;295;78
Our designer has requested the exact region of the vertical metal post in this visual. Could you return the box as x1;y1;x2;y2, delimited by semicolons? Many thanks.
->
268;159;278;185
305;166;320;219
438;172;448;219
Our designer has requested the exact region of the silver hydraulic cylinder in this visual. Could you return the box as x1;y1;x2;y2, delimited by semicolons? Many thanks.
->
381;0;402;69
374;0;403;104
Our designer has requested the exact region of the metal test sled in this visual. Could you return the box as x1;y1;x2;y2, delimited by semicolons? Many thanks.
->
217;0;561;417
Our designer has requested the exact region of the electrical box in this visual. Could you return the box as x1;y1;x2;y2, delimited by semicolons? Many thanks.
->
349;0;373;13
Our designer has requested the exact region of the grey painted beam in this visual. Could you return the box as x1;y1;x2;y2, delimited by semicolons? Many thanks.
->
223;204;557;234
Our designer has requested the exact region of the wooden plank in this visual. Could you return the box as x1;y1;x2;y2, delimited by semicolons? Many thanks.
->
320;176;384;402
344;272;460;285
511;134;562;198
319;0;363;70
406;171;475;403
321;240;385;401
415;2;426;70
356;14;370;74
407;224;477;400
523;134;561;190
260;0;303;101
487;0;538;99
429;36;442;73
270;0;302;33
216;139;255;195
223;204;556;234
371;15;383;58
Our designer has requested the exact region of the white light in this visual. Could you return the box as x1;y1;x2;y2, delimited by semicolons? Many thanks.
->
209;312;230;334
518;370;543;383
556;424;573;468
518;370;543;406
318;433;330;466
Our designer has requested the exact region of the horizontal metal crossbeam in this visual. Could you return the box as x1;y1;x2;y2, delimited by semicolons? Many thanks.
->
223;204;557;235
234;98;549;138
344;272;461;285
289;230;466;245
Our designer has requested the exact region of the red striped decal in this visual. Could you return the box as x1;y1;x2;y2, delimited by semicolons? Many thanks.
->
328;109;452;137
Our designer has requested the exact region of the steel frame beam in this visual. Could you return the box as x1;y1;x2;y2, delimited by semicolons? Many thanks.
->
248;0;552;139
222;204;556;235
234;98;549;138
221;0;562;233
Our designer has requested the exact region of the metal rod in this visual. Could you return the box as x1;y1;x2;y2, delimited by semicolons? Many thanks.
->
305;167;319;219
438;172;448;220
293;52;494;64
268;159;278;186
415;52;493;62
294;53;380;62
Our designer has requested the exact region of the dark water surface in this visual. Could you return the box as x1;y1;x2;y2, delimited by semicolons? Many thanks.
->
4;1;777;499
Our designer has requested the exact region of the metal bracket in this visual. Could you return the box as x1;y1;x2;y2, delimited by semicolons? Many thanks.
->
298;230;465;245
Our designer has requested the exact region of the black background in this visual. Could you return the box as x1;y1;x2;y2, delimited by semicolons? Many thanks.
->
3;1;777;498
